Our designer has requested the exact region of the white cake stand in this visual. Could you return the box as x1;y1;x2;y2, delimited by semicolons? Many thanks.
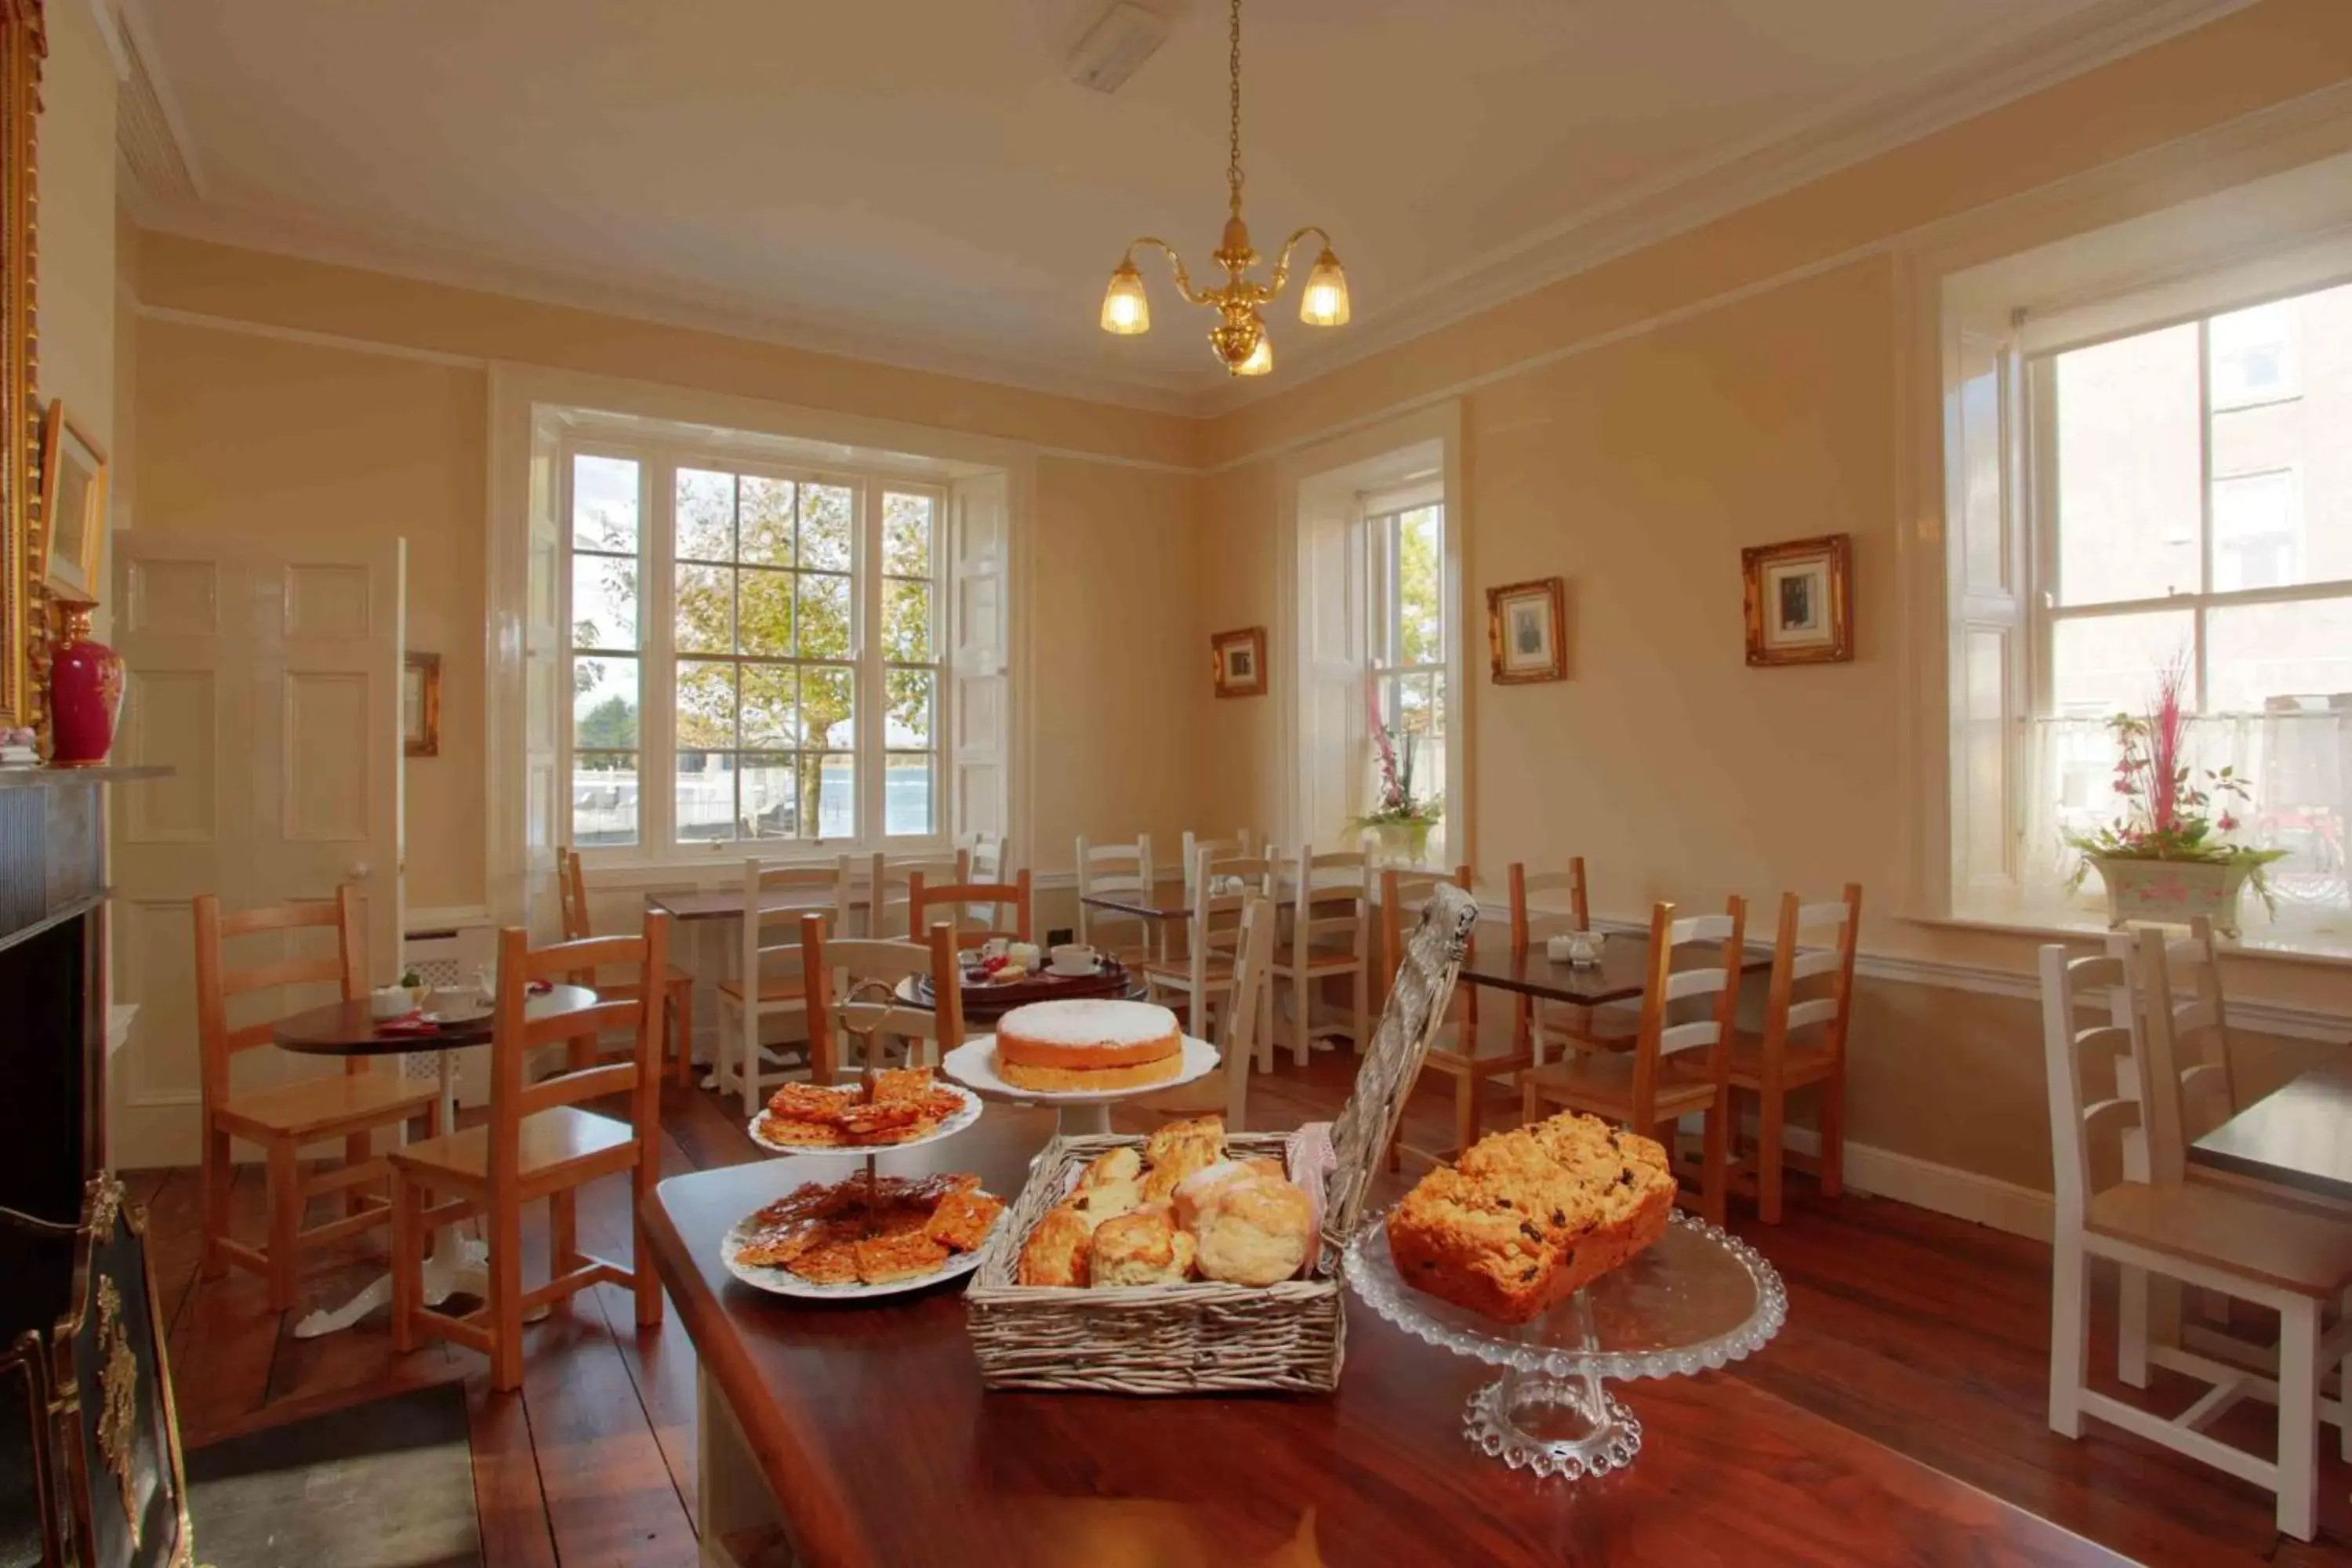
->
938;1034;1221;1136
1343;1207;1786;1479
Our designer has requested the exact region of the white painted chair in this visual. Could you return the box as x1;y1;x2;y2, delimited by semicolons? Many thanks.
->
1181;829;1258;906
1075;833;1157;961
1138;895;1276;1132
2038;936;2352;1542
1142;846;1272;1040
717;860;851;1113
1268;847;1370;1069
960;830;1008;884
863;849;970;939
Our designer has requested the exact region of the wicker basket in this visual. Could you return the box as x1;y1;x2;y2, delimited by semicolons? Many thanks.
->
965;885;1479;1394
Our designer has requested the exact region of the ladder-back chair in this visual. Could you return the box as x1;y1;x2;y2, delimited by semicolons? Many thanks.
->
800;916;966;1076
557;847;697;1085
1724;884;1860;1222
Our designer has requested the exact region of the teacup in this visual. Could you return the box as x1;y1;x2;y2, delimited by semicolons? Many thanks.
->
1048;942;1098;977
369;985;416;1021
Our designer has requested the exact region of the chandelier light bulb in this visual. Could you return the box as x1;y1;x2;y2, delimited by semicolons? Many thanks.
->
1100;258;1151;335
1236;332;1273;376
1299;248;1350;326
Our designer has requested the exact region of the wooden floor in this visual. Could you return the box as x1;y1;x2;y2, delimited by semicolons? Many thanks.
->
140;1052;2352;1567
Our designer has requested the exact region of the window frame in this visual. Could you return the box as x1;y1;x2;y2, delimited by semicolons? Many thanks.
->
1360;482;1452;857
557;432;953;864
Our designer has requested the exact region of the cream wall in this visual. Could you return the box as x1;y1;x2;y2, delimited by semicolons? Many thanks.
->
41;0;114;456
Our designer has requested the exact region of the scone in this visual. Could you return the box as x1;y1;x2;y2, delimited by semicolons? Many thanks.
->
1171;1160;1254;1230
1063;1176;1142;1223
1141;1137;1222;1205
1192;1176;1314;1286
1087;1210;1196;1287
1017;1203;1096;1287
1145;1115;1225;1166
1077;1146;1143;1189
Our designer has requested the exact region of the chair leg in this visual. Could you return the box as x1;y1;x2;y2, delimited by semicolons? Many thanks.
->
265;1139;302;1313
1697;1091;1728;1229
740;1000;761;1120
672;979;695;1088
633;1142;664;1330
1291;968;1309;1068
550;1189;579;1284
1817;1069;1846;1200
1352;962;1368;1057
1453;1070;1478;1157
2048;1235;2087;1438
2278;1293;2319;1541
491;1196;526;1395
343;1131;372;1218
389;1171;421;1354
199;1123;231;1280
1757;1082;1785;1225
2118;1266;2150;1389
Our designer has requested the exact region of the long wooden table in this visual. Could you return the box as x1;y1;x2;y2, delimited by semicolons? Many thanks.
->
2190;1060;2352;1203
643;1115;2125;1567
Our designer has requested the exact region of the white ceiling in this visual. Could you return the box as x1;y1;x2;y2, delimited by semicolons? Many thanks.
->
122;0;2246;412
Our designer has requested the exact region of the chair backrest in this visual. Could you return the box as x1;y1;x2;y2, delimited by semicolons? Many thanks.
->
1215;896;1278;1129
1075;834;1156;945
801;916;965;1079
1755;884;1862;1074
488;913;670;1192
1182;847;1273;976
1277;848;1370;965
909;869;1031;949
1506;859;1590;948
193;886;365;1102
2039;942;2158;1229
741;859;851;994
556;848;593;942
1378;866;1473;985
1181;829;1258;902
960;831;1008;885
1627;896;1747;1119
864;850;970;938
2129;916;2239;1140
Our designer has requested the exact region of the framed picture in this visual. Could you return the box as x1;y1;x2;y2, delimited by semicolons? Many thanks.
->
38;401;106;604
403;651;442;757
1210;626;1267;699
1742;534;1853;666
1486;577;1567;684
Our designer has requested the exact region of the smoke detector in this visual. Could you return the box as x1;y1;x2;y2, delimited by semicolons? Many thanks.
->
1065;2;1171;94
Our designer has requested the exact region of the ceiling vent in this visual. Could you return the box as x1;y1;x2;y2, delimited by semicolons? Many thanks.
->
1065;2;1171;94
114;1;205;207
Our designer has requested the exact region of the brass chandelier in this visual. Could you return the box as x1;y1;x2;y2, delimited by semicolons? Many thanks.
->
1098;0;1349;377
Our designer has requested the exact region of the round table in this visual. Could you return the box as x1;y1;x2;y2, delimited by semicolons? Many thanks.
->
273;984;599;1338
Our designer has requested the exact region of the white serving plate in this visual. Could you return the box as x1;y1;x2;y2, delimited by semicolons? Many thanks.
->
720;1203;1006;1300
939;1033;1220;1105
744;1082;983;1156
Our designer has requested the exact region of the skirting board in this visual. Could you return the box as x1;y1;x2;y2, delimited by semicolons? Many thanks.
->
1766;1120;2056;1243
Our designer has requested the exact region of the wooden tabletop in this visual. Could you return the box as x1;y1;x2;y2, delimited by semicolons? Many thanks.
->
1458;933;1776;1007
1076;892;1189;921
642;1120;2125;1568
647;888;872;922
271;984;598;1058
2190;1061;2352;1203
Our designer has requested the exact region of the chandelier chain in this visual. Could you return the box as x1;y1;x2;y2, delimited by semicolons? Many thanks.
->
1227;0;1243;220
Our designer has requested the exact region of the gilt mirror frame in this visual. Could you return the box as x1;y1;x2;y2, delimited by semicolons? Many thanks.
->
0;2;41;731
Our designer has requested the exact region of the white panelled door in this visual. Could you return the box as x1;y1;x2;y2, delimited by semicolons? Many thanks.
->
949;471;1011;849
110;531;405;1167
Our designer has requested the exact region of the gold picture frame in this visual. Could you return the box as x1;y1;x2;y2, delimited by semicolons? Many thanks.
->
1210;626;1267;698
403;651;442;757
1486;576;1567;684
0;3;42;729
37;398;102;601
1741;533;1854;666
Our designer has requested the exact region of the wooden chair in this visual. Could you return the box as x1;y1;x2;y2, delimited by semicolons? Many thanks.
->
717;861;851;1110
2143;916;2241;1149
960;830;1009;885
1520;898;1744;1225
1137;895;1276;1131
1722;884;1860;1223
909;868;1031;952
1269;848;1370;1068
1075;833;1157;961
2038;936;2352;1541
1508;858;1634;1061
801;916;966;1076
1142;848;1272;1039
557;847;697;1086
1181;829;1257;906
863;849;970;938
390;913;673;1393
193;886;442;1312
1383;865;1508;1169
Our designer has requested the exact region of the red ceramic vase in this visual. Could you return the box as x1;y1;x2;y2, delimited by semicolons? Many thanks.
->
49;602;122;768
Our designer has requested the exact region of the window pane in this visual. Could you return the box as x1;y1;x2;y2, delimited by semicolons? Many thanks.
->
883;577;931;662
885;668;933;747
801;665;855;749
572;753;638;848
2051;610;2194;716
885;753;935;837
2209;597;2352;711
739;755;797;840
572;553;637;650
798;573;851;659
572;654;639;747
2053;325;2201;605
1397;506;1443;664
2212;471;2301;592
883;492;933;577
739;476;796;567
676;659;738;749
674;564;733;655
572;454;638;553
676;468;736;561
740;664;796;748
800;483;853;572
2210;299;2295;409
676;752;735;842
811;753;855;840
737;568;794;656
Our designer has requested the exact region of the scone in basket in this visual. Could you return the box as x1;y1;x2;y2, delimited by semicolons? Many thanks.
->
965;887;1479;1394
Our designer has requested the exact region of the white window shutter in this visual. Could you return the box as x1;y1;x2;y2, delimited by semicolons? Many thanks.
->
1296;503;1365;851
522;435;567;938
1945;313;2030;902
948;472;1011;848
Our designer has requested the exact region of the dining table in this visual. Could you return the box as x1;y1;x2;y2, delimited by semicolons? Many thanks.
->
644;1111;2126;1568
644;887;873;923
2188;1060;2352;1203
1455;927;1777;1008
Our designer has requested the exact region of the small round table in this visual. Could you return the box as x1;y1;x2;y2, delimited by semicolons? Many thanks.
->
273;984;599;1339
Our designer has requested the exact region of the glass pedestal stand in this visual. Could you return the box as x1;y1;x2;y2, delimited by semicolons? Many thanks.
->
1344;1207;1787;1480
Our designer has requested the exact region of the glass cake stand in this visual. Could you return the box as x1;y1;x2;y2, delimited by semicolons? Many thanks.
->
1344;1207;1787;1479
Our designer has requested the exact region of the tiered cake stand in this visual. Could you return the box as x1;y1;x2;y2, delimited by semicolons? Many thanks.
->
940;1033;1221;1136
1344;1207;1787;1479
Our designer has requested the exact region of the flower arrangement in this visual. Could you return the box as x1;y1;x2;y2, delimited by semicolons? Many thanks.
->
2063;654;2285;915
1348;678;1441;849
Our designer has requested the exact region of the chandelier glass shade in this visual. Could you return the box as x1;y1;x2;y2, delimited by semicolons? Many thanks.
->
1098;0;1348;376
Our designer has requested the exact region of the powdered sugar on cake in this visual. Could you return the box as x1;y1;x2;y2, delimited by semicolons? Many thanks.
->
996;999;1178;1050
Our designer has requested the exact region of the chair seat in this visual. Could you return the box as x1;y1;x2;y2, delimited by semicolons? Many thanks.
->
388;1107;634;1190
717;975;810;1004
1142;957;1236;987
1720;1033;1838;1087
597;961;695;999
1523;1051;1716;1123
2085;1180;2352;1298
216;1070;437;1141
1536;1000;1639;1046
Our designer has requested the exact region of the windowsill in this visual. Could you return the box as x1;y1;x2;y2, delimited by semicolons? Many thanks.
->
1912;907;2352;967
579;845;953;890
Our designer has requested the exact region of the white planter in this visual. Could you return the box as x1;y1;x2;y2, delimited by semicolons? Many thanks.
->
2089;855;2255;938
